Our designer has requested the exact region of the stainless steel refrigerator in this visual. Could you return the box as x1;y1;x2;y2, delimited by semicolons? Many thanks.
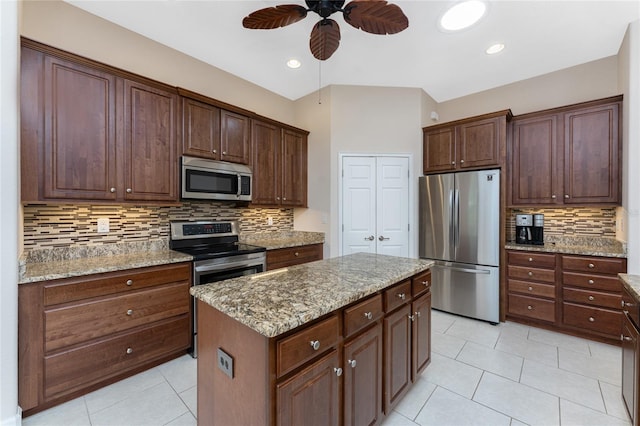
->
418;169;500;323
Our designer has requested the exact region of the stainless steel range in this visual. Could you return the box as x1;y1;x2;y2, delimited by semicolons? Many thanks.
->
169;220;266;357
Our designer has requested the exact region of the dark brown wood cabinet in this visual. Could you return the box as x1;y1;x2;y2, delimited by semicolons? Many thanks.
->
251;120;309;207
509;96;622;206
423;111;511;174
266;243;323;271
18;263;191;416
220;110;251;164
384;303;412;412
621;284;640;425
412;291;431;378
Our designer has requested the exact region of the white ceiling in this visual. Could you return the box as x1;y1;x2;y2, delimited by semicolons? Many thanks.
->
65;0;639;102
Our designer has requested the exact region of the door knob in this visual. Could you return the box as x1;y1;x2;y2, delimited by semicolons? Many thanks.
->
364;235;374;241
378;236;389;241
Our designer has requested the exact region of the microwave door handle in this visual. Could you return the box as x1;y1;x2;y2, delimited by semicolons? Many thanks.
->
237;175;242;197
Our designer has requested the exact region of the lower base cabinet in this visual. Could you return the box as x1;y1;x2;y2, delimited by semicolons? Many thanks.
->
384;304;412;412
621;283;640;425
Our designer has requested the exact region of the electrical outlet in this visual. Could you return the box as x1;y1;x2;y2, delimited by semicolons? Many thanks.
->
97;218;110;233
217;348;234;379
267;217;273;226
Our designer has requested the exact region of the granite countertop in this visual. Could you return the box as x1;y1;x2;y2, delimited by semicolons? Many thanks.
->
239;231;325;250
190;253;433;338
505;240;626;258
620;274;640;301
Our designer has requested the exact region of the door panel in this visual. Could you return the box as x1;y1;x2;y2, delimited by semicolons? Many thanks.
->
377;158;409;257
343;158;377;254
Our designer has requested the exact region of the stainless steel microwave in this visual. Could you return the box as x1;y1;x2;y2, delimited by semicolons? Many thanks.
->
181;156;252;202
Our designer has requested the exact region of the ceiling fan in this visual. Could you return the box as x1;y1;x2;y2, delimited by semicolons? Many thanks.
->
242;0;409;61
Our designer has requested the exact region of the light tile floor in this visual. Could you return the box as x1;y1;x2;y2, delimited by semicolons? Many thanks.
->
23;310;631;426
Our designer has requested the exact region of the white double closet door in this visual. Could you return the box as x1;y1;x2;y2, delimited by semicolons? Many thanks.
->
341;155;410;257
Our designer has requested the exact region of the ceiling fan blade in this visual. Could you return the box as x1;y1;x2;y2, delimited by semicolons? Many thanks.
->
310;19;341;60
343;0;409;35
242;5;308;29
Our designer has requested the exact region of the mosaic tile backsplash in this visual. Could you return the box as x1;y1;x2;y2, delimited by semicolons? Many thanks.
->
23;202;294;251
506;207;617;242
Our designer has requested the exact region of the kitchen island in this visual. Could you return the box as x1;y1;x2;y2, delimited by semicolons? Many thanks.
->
190;252;433;426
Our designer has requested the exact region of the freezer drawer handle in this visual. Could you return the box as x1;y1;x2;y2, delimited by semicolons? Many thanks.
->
431;265;491;275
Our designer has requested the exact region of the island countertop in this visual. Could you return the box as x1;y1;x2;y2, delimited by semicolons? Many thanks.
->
190;253;433;338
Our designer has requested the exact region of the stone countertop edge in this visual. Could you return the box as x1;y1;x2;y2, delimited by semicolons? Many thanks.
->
239;231;325;250
620;274;640;301
19;250;193;284
190;253;434;338
504;242;627;258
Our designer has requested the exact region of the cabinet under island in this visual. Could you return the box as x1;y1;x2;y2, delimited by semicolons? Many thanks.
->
190;252;433;426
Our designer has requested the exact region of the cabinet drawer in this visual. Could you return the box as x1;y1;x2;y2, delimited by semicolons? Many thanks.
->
508;279;555;299
508;265;555;283
562;302;621;337
563;287;622;310
562;255;626;275
508;294;556;322
562;272;621;292
277;315;339;378
412;270;432;298
622;284;640;328
507;251;556;268
267;244;323;270
45;281;191;352
44;263;191;306
344;294;383;339
384;280;412;313
44;315;190;399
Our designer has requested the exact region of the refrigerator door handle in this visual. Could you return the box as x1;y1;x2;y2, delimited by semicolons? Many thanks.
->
449;189;455;247
454;189;460;248
432;264;491;275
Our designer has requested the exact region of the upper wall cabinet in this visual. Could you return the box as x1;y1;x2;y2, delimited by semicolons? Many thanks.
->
422;111;512;174
509;96;622;206
21;39;179;204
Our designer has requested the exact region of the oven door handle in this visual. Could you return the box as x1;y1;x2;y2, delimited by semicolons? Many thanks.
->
194;259;266;274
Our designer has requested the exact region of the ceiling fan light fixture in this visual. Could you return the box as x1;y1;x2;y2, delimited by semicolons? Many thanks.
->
439;0;486;32
485;43;504;55
287;58;302;69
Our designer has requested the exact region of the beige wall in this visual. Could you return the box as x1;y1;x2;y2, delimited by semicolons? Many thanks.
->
21;1;297;126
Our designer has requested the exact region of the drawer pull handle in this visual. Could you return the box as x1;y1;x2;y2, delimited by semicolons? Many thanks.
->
588;279;594;285
527;305;533;310
126;309;133;316
126;347;133;354
588;317;595;322
528;272;533;277
294;252;299;257
126;279;133;286
588;263;595;269
397;293;406;300
422;281;429;286
588;296;594;301
364;311;373;320
348;359;357;368
528;286;533;291
528;257;533;262
310;340;320;351
622;335;633;342
334;367;343;377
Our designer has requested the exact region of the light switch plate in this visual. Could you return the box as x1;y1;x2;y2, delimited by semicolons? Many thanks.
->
97;218;109;233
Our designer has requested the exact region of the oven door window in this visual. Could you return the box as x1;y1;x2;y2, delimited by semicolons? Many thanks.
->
186;169;238;195
196;264;264;285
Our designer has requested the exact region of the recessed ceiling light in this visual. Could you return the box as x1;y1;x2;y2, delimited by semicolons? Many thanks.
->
486;43;505;55
286;59;301;69
439;1;487;32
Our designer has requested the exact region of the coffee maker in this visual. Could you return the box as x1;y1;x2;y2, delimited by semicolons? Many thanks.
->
515;214;533;244
532;214;544;245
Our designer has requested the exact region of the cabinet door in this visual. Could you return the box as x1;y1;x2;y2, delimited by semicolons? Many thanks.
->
281;129;308;207
181;97;220;159
412;292;431;378
344;324;383;426
251;120;280;205
220;110;250;164
383;304;411;413
621;314;638;424
563;102;620;204
423;127;456;173
277;350;340;426
511;114;561;205
123;80;178;202
43;55;117;200
457;117;500;169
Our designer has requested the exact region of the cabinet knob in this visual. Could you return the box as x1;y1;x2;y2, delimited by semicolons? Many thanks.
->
625;301;634;307
422;281;429;286
334;367;343;377
222;151;227;155
528;271;533;277
622;335;633;342
364;311;373;320
528;286;533;291
415;311;421;318
397;293;406;300
451;162;456;165
564;194;570;199
294;252;299;257
588;279;595;285
588;263;595;269
527;305;533;310
588;317;595;322
408;314;415;321
551;195;557;199
460;159;465;164
126;309;133;316
588;296;595;301
213;149;217;154
283;197;287;201
348;359;357;368
126;347;133;354
126;279;133;286
110;187;116;193
276;196;280;201
528;257;533;262
126;188;132;193
310;340;320;351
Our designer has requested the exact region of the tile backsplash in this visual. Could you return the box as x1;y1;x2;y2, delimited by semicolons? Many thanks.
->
23;202;294;251
506;207;617;242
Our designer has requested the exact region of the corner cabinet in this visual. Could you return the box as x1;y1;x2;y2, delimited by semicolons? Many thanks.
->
251;119;309;207
422;111;511;174
20;40;179;204
196;269;431;426
509;96;622;206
